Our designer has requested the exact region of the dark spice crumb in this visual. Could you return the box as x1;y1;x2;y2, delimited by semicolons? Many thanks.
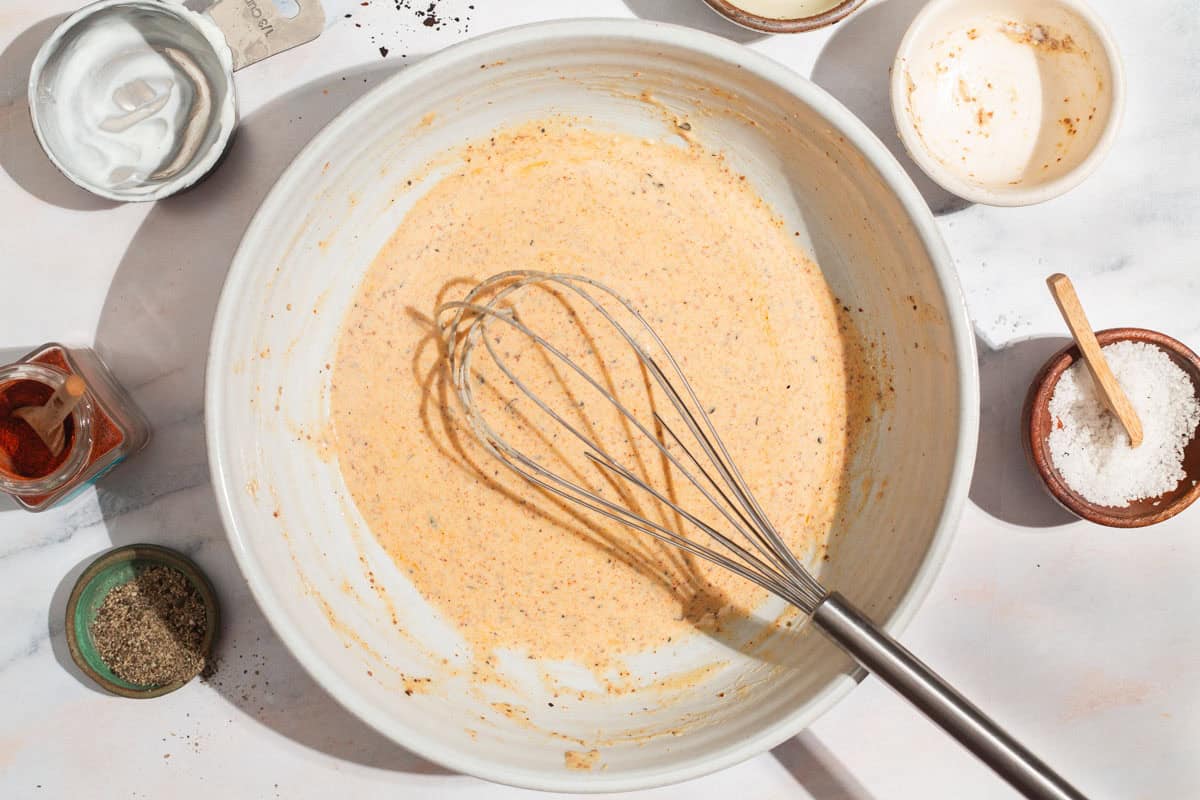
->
90;565;208;687
379;46;389;57
349;0;474;57
201;653;219;680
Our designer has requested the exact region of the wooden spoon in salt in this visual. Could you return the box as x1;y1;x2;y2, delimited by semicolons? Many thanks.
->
1046;273;1144;447
13;374;88;458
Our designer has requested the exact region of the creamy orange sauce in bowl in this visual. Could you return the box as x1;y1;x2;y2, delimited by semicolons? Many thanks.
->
207;20;976;792
333;118;869;682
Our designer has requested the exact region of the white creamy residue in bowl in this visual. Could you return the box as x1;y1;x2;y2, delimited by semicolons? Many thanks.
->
895;0;1118;202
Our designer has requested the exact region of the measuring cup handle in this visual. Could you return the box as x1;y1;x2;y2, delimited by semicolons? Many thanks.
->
208;0;326;71
813;592;1088;800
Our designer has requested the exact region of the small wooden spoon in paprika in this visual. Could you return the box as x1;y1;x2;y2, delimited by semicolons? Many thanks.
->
13;374;87;457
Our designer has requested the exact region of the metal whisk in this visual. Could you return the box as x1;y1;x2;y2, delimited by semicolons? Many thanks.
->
438;271;1084;800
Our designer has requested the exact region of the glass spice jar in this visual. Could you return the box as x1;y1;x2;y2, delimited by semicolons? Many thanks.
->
0;343;149;512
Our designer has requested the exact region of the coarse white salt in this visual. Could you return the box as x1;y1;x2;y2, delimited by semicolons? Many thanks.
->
1048;340;1200;507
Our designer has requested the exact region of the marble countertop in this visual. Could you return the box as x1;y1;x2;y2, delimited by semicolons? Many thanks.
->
2;0;1197;797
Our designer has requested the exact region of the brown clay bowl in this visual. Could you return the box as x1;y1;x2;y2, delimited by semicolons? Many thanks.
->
702;0;866;33
1024;327;1200;527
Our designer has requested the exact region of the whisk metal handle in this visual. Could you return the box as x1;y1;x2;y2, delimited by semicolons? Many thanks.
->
813;593;1087;800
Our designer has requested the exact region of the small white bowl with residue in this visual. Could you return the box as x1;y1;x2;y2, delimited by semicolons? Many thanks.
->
891;0;1123;206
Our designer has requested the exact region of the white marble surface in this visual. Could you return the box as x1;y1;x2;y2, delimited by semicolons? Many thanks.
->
2;0;1197;797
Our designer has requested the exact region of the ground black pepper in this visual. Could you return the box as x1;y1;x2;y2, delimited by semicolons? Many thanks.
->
90;566;208;686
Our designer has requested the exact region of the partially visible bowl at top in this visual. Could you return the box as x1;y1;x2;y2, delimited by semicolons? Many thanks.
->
1024;328;1200;527
702;0;866;33
206;20;978;792
891;0;1123;206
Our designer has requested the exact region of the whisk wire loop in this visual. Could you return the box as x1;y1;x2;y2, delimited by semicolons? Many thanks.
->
437;270;827;613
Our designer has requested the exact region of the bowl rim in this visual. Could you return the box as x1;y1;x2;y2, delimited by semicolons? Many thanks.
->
1024;327;1200;527
701;0;867;33
205;18;980;792
889;0;1126;207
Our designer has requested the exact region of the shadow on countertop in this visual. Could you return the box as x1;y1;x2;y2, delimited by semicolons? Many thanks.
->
37;57;448;775
970;334;1077;528
810;0;972;217
772;731;876;800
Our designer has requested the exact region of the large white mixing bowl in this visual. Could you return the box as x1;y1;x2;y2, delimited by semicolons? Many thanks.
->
207;19;978;792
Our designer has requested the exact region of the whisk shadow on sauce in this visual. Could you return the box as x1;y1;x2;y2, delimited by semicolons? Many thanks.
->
408;281;732;630
404;276;884;669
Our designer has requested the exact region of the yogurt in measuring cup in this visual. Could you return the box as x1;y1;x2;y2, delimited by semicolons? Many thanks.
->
29;0;325;202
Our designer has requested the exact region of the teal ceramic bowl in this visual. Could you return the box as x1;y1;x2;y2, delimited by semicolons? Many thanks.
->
65;543;220;698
